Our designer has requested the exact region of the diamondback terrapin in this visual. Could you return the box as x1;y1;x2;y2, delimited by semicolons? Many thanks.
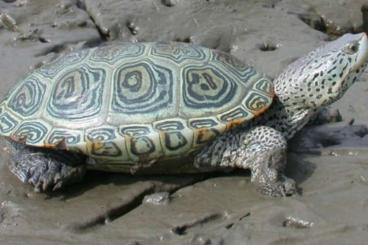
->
1;33;367;196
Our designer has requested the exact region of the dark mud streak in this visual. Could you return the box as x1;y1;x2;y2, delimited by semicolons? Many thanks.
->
225;212;251;230
262;0;282;9
298;12;328;34
75;0;109;41
172;213;223;235
297;4;367;36
363;4;368;32
34;44;69;57
68;183;156;232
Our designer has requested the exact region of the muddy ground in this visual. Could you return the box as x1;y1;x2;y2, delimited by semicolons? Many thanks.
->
0;0;368;244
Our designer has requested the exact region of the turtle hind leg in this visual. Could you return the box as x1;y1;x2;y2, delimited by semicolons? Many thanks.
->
6;140;87;192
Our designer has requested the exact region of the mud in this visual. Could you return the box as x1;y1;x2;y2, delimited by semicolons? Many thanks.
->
0;0;368;244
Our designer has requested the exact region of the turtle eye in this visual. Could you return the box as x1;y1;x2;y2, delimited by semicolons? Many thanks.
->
344;41;359;55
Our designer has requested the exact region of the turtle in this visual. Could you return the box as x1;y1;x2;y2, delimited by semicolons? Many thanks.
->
1;32;367;196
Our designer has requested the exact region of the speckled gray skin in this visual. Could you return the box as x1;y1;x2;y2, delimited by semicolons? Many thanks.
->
195;33;368;196
7;140;86;192
7;33;368;196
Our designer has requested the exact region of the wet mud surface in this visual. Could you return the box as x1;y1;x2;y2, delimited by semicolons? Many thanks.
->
0;0;368;244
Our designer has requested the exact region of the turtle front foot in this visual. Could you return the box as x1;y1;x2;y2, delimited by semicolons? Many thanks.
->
256;177;296;197
7;141;86;192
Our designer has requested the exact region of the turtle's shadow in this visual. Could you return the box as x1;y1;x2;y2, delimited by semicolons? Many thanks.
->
285;153;316;195
48;156;316;200
48;171;209;201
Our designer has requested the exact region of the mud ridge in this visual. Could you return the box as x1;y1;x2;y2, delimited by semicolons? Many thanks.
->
295;3;368;37
67;183;156;232
75;0;109;41
66;174;210;233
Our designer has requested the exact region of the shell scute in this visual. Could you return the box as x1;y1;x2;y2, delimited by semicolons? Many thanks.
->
37;49;90;79
181;64;238;111
0;112;18;134
212;51;258;83
111;59;174;115
46;64;106;120
7;75;46;117
47;128;84;152
89;43;145;64
13;120;51;145
150;42;207;64
119;125;163;163
86;127;126;159
189;118;225;147
154;119;193;156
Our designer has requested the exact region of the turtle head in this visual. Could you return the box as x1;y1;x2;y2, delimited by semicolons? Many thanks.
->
275;32;368;110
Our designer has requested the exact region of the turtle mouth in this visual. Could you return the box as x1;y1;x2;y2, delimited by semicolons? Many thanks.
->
354;33;368;71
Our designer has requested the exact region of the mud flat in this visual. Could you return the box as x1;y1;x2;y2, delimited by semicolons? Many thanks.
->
0;0;368;244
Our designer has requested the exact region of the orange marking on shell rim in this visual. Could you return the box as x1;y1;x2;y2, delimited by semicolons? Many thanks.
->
253;91;275;117
194;127;213;144
42;143;57;149
253;103;271;117
158;130;166;145
41;138;68;150
86;140;104;151
225;118;247;131
195;127;208;135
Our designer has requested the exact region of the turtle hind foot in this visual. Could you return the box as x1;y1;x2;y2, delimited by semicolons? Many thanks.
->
7;141;86;192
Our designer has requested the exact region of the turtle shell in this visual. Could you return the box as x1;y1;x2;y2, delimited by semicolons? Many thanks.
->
0;42;273;171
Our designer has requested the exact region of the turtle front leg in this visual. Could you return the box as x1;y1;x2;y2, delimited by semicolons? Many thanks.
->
6;140;86;192
194;126;296;197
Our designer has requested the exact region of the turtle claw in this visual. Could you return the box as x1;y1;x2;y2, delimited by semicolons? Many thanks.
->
7;143;86;192
53;173;61;184
257;178;297;197
18;162;85;192
53;181;63;191
33;182;42;193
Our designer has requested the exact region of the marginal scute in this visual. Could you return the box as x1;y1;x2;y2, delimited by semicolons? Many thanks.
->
253;78;274;95
219;107;251;123
212;51;258;83
189;118;225;146
14;121;50;145
89;43;145;64
0;112;18;134
47;128;83;146
242;90;272;113
154;120;193;156
37;49;90;78
151;42;207;64
120;125;162;162
86;127;124;158
189;119;219;128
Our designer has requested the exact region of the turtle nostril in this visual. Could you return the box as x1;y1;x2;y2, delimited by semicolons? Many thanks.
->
344;42;360;54
351;43;359;52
